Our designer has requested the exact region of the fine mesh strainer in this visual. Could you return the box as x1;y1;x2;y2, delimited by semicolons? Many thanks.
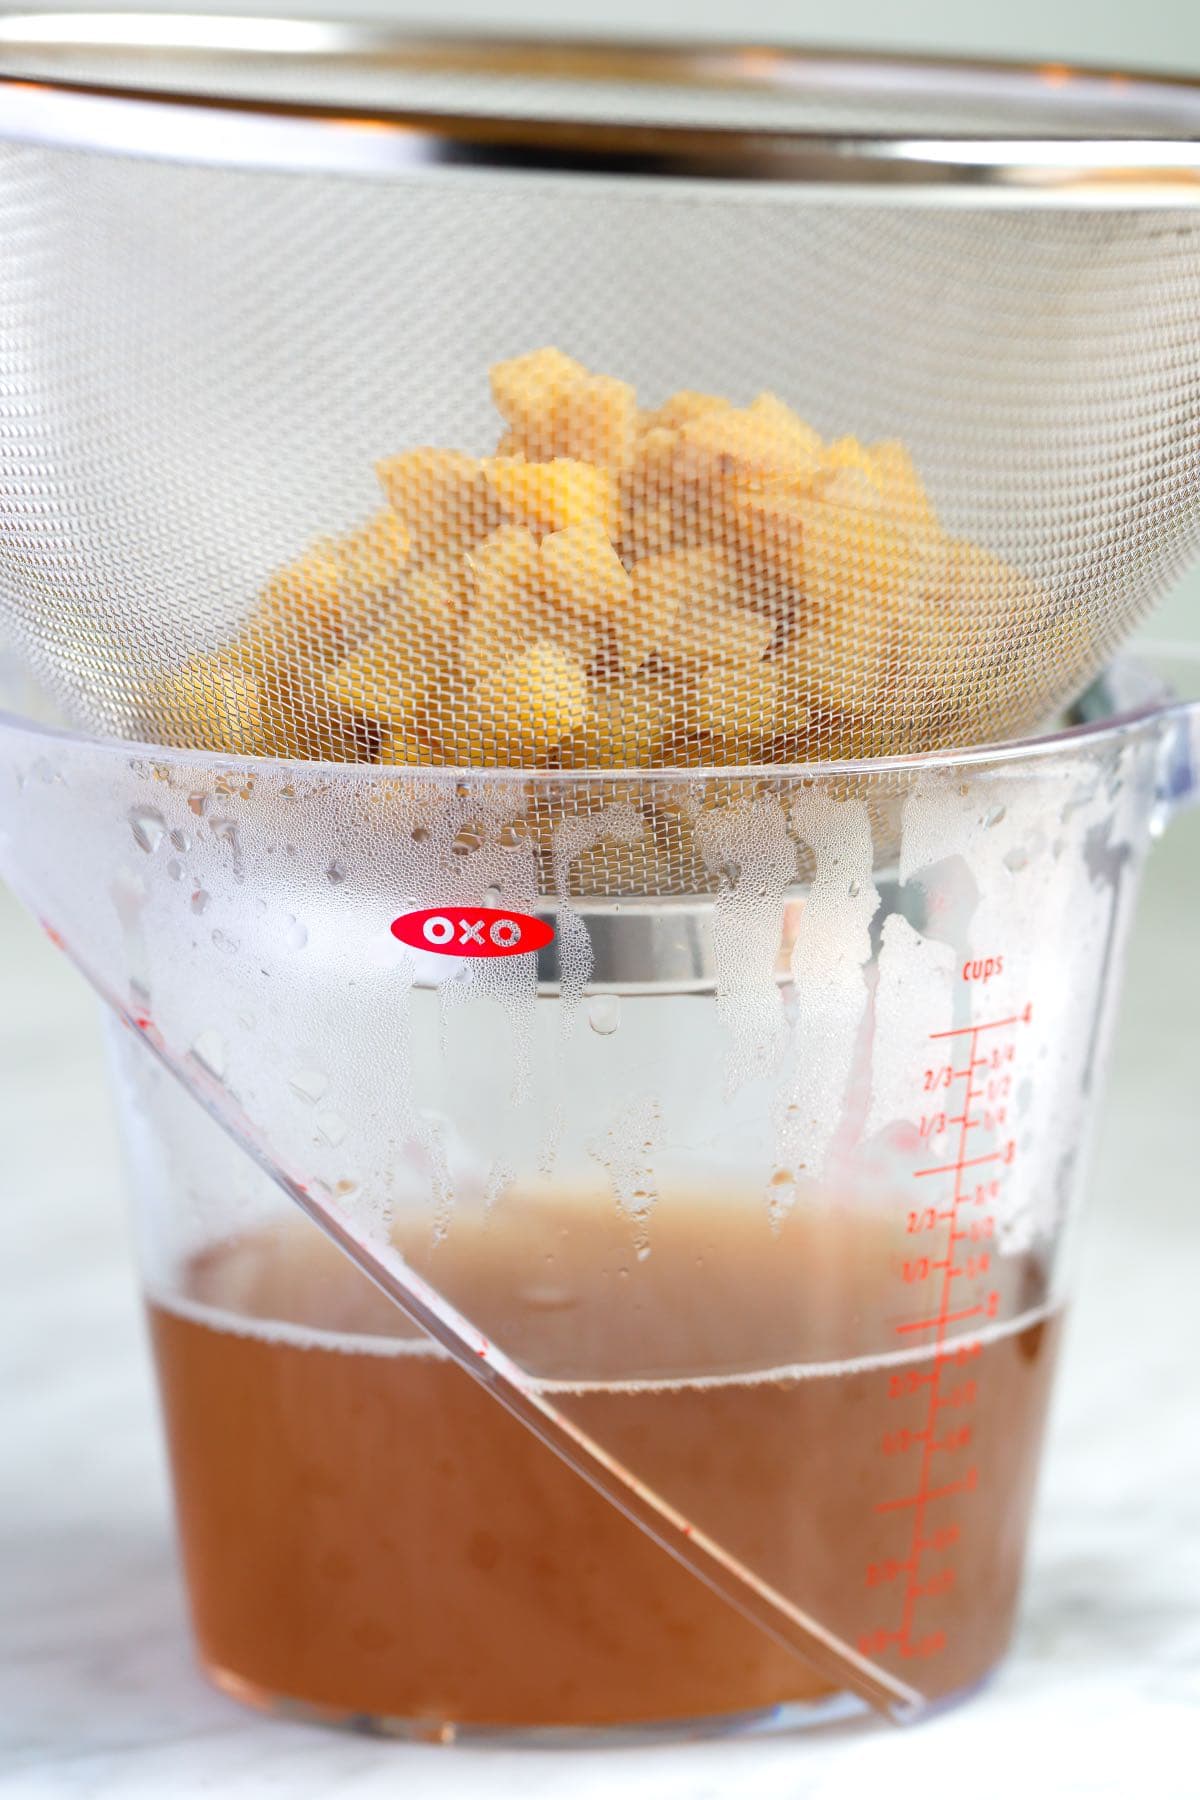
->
1;16;1199;810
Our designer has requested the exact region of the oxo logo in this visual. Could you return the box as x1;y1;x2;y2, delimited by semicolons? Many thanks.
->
390;906;553;959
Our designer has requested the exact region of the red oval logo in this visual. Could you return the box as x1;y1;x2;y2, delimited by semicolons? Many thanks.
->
390;906;554;959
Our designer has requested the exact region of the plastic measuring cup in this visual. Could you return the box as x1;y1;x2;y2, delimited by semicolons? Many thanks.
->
0;655;1196;1735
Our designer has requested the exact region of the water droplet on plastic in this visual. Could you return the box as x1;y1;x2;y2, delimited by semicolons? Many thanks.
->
334;1178;360;1201
286;916;308;952
450;827;483;857
848;880;861;898
411;825;430;843
191;1028;225;1080
769;1167;793;1187
290;1068;328;1104
255;897;268;915
1003;846;1029;872
169;829;190;853
588;994;621;1036
617;1266;630;1280
326;859;347;884
210;817;240;855
211;928;238;954
237;1011;256;1031
187;792;207;818
129;808;165;854
483;885;502;908
166;859;183;882
984;804;1007;829
635;1244;652;1262
316;1109;347;1147
190;888;209;915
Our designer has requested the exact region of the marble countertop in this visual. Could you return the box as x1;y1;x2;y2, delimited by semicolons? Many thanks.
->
2;802;1199;1799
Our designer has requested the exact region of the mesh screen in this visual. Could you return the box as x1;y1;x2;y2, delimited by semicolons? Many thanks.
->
1;127;1198;799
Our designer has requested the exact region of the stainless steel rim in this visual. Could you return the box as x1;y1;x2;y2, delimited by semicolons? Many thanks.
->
2;12;1200;197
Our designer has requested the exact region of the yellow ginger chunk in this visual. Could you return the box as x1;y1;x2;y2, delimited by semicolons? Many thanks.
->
484;456;619;537
375;448;498;563
324;612;456;745
491;348;637;468
149;653;265;755
539;521;645;667
678;392;823;483
449;639;589;766
490;347;588;449
255;507;409;655
378;730;440;766
633;547;775;668
552;373;639;469
640;389;733;432
559;675;675;768
464;525;601;677
688;661;782;752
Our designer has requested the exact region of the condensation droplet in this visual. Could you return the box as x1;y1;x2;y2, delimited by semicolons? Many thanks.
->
588;993;621;1036
190;888;209;915
255;897;268;915
191;1028;225;1080
187;792;207;818
129;808;165;854
326;859;347;884
1003;846;1029;873
211;928;238;954
290;1067;329;1104
286;917;308;951
411;825;430;843
635;1244;652;1262
166;859;183;882
483;885;502;908
238;1011;256;1031
848;880;861;898
334;1178;360;1201
316;1109;347;1147
169;829;190;853
984;804;1008;829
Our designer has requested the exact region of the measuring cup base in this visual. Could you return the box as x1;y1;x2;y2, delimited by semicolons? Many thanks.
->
204;1661;873;1747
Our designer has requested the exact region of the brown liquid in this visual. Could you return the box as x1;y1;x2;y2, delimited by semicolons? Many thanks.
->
148;1194;1060;1730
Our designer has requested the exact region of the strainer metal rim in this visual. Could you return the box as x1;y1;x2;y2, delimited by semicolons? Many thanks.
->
2;13;1200;197
0;660;1177;785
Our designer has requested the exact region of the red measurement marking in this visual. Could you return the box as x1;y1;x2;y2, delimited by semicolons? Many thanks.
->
863;1000;1028;1672
893;1303;986;1334
914;1151;1003;1178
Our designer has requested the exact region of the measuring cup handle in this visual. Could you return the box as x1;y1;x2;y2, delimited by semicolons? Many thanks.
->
1154;699;1200;826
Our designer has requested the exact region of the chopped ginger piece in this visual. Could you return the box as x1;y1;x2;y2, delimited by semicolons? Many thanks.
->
464;525;601;677
632;547;775;669
254;506;409;658
678;392;823;483
490;347;588;453
640;389;733;432
540;521;632;621
559;676;674;768
689;661;782;751
553;373;639;469
149;654;265;756
447;639;589;765
375;448;498;563
484;456;619;537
